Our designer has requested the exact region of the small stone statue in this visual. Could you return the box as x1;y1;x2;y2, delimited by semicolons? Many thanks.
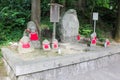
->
18;36;34;53
42;39;51;51
26;21;40;48
104;39;110;48
90;32;97;46
52;39;58;49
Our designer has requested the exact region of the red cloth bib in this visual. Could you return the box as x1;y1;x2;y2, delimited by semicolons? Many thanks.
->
92;39;96;44
107;41;110;46
22;43;30;48
77;35;80;41
44;44;49;49
30;32;38;41
54;43;58;49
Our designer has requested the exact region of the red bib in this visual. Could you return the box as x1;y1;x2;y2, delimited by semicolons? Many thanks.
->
22;43;30;48
44;44;49;49
54;43;58;49
107;41;110;46
92;39;96;44
77;35;80;41
30;32;38;41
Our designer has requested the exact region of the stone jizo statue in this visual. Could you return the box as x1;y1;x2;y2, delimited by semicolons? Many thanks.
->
26;21;40;48
90;32;97;46
52;39;58;49
104;39;110;47
18;36;34;53
42;39;51;50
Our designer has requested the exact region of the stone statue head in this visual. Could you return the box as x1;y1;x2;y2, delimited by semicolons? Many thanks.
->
27;21;37;32
65;9;77;15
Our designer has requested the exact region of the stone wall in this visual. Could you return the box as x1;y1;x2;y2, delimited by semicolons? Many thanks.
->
17;54;120;80
1;47;120;80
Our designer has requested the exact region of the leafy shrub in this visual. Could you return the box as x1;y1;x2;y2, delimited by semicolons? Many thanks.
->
41;17;53;40
79;24;93;37
0;0;31;44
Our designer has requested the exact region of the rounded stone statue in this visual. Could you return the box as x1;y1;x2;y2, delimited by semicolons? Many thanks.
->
60;9;80;43
90;32;97;46
42;39;51;50
18;36;34;53
26;21;40;48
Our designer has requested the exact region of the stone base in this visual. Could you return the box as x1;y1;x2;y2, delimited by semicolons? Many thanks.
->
1;44;120;80
31;41;40;48
60;36;78;43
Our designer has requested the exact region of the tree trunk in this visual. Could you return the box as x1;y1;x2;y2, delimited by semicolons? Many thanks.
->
61;0;66;13
31;0;41;38
114;1;120;42
50;0;55;3
77;0;86;10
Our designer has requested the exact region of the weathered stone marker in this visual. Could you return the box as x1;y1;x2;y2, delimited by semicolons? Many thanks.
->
60;9;80;43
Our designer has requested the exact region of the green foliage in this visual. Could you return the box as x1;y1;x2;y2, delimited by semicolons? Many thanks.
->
0;0;118;45
96;29;104;38
56;0;66;4
41;0;50;16
0;0;31;44
86;0;111;10
79;24;93;37
41;17;53;39
41;18;53;30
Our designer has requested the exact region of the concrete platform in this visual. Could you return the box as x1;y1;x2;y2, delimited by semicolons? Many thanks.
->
75;61;120;80
1;43;120;80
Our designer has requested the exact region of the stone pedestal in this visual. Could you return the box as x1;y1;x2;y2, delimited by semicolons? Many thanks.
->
2;44;120;80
